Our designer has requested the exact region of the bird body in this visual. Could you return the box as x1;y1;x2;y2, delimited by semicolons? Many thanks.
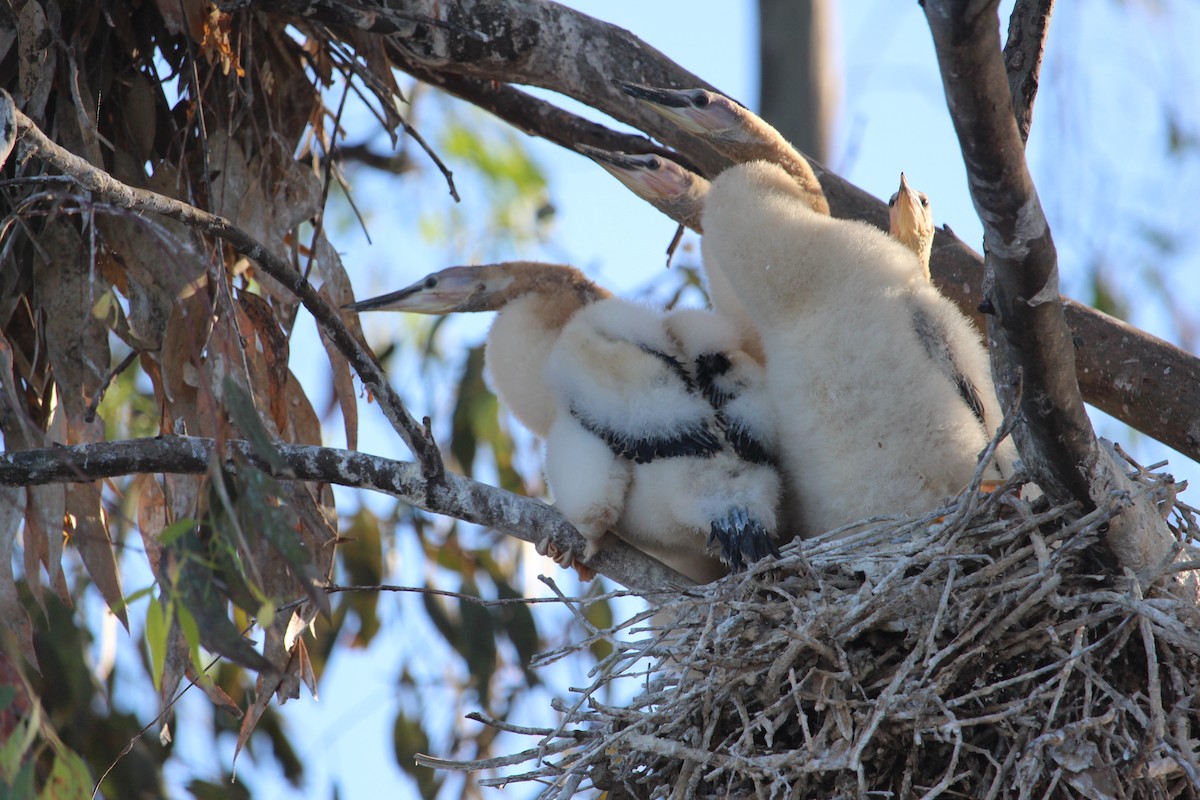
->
702;162;1005;535
348;262;781;581
543;298;780;577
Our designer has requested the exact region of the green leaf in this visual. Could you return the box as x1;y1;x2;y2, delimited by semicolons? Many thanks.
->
392;713;439;799
37;748;92;800
158;518;197;547
0;702;37;781
458;581;496;708
145;598;169;692
222;375;286;472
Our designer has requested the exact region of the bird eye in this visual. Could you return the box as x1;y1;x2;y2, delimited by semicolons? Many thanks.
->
693;91;710;107
646;157;661;171
888;193;897;207
919;194;930;208
424;277;437;289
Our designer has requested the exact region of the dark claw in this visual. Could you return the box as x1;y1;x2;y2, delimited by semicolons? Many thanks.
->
708;508;779;571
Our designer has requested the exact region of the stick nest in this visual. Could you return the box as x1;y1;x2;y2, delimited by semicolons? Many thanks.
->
432;453;1200;798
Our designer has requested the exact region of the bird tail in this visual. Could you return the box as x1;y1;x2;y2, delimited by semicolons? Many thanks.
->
708;507;780;571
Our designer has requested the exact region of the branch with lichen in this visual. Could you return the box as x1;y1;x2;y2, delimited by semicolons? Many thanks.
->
0;436;694;591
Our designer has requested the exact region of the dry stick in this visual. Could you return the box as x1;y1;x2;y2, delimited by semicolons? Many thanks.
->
4;94;443;479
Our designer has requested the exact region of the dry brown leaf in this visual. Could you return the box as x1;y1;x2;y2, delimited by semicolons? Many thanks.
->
65;484;127;628
237;292;290;435
134;474;168;574
16;0;54;119
152;0;205;39
283;368;321;446
184;663;242;718
315;249;360;450
159;284;215;437
234;675;273;770
0;485;38;670
22;483;63;617
34;219;110;423
0;334;38;450
164;473;205;529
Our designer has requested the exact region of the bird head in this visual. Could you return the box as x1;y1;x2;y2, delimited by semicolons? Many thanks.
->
888;172;934;266
578;145;708;231
343;265;517;315
615;82;751;144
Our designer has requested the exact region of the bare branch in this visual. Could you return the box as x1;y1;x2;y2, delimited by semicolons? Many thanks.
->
289;0;1200;467
1004;0;1055;144
924;1;1174;578
4;92;445;479
0;436;695;591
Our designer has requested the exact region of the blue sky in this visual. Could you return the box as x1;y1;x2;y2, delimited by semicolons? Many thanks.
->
157;2;1200;797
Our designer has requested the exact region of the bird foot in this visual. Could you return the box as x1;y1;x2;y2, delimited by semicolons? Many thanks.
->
535;536;597;581
708;509;780;571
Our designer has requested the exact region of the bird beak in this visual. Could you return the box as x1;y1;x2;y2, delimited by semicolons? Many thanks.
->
613;80;694;109
343;271;477;314
614;81;719;135
578;145;696;203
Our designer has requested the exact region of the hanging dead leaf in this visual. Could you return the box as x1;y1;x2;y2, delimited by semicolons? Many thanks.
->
65;483;127;628
281;367;320;446
236;292;290;434
152;0;204;39
0;89;15;169
0;485;38;670
159;283;214;437
16;0;54;119
34;219;111;425
316;254;360;450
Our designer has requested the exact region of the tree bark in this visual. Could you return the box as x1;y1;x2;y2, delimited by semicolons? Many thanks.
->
0;437;695;591
1004;0;1055;144
924;0;1174;579
252;0;1200;467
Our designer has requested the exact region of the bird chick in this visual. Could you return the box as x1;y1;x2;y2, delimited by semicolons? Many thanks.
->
615;82;829;215
348;263;780;581
702;161;1008;536
345;262;608;438
544;298;781;576
888;172;934;282
578;145;709;232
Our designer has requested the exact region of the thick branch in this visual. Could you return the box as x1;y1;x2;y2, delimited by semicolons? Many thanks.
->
925;1;1173;578
279;0;1200;467
1003;0;1055;144
926;0;1094;505
5;94;444;479
0;436;694;591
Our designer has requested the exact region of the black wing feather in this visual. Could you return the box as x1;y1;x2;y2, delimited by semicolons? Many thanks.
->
910;304;988;429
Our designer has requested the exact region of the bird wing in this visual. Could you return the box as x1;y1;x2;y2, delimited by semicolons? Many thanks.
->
548;309;724;465
909;299;988;429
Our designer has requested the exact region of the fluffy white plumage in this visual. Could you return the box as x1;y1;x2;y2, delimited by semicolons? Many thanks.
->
348;262;781;582
543;298;780;579
702;161;1007;536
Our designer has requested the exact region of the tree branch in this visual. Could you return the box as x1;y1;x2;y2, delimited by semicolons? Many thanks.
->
924;0;1173;578
4;92;445;480
1003;0;1055;144
0;436;695;591
274;0;1200;467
